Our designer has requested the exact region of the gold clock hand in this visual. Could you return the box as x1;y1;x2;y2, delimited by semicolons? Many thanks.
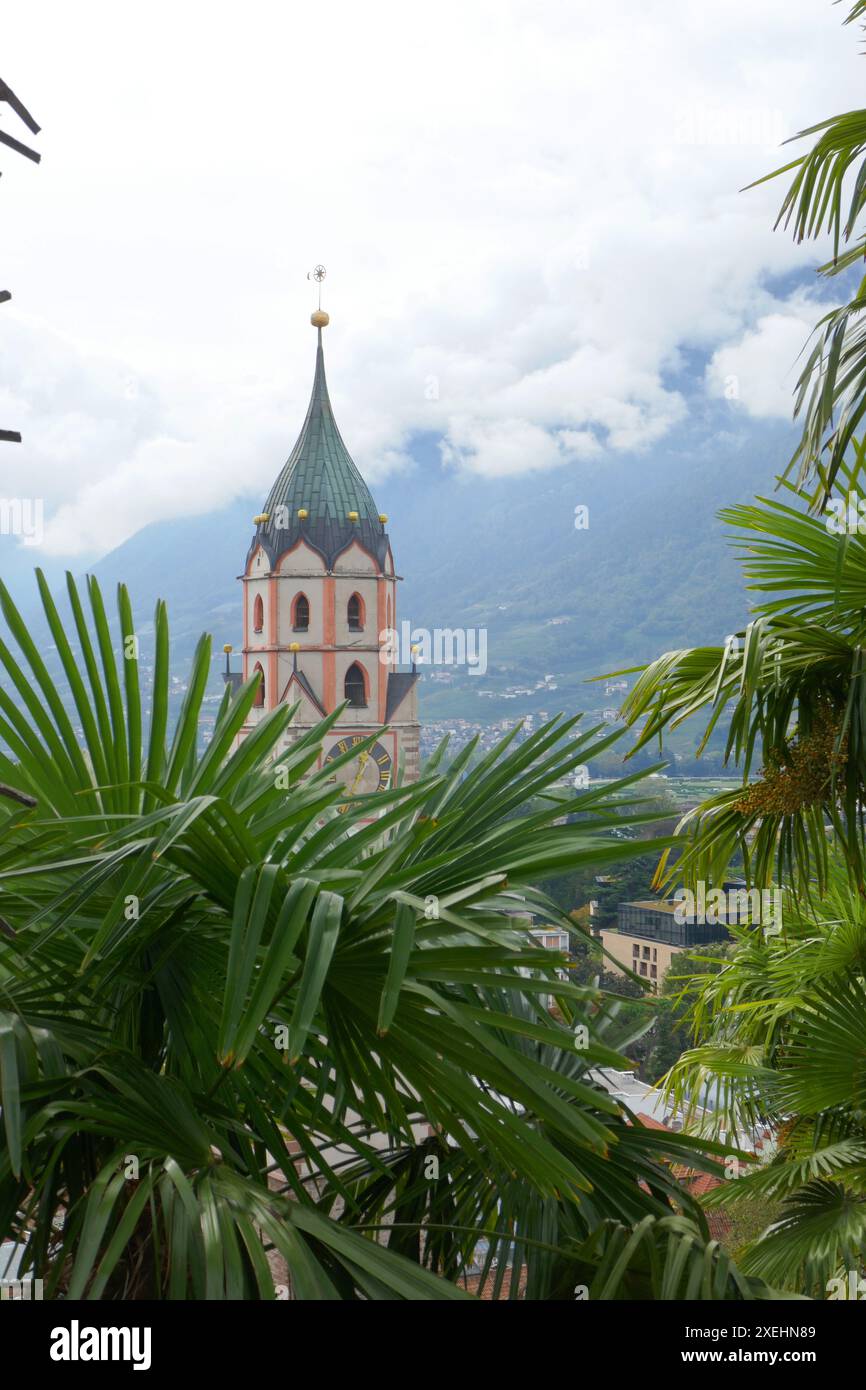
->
349;750;369;795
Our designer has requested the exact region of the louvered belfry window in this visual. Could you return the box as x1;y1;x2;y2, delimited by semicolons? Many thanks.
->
293;594;310;631
344;663;366;707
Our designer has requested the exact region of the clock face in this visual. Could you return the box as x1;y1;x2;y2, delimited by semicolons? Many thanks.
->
323;736;392;797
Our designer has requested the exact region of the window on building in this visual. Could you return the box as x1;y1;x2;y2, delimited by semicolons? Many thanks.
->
642;946;651;959
253;662;265;708
650;964;657;979
632;943;640;956
347;593;364;631
253;594;264;634
639;961;647;976
344;662;366;708
652;948;657;962
293;593;309;631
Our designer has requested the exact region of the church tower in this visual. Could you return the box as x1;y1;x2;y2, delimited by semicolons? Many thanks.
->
234;286;420;791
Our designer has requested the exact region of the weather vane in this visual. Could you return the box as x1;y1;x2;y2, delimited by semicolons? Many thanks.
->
307;264;326;310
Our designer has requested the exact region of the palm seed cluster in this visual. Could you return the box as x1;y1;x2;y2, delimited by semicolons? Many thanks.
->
734;702;848;817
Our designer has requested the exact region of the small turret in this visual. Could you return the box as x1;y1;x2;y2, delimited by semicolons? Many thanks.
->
222;643;242;695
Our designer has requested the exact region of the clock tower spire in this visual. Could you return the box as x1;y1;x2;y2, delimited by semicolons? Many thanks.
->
235;271;420;790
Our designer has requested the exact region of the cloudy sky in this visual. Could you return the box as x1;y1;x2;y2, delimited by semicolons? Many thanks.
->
1;0;863;556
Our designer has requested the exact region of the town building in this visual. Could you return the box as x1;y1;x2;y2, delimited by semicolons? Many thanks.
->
599;895;742;992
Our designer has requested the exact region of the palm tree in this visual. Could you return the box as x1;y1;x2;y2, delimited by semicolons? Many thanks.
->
608;455;866;1293
753;0;866;505
658;860;866;1297
599;8;866;1292
614;455;866;895
0;571;768;1299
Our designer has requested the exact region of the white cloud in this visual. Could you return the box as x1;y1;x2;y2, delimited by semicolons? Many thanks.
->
440;418;592;478
706;304;817;418
1;0;864;551
0;315;292;555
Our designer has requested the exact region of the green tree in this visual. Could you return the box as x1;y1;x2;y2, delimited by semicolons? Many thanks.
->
660;864;866;1296
608;11;866;1287
754;0;866;506
0;572;771;1300
615;1;866;898
585;852;667;928
618;459;866;895
646;946;728;1084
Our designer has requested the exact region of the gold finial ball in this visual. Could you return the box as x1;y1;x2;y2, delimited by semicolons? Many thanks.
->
347;510;359;522
223;644;233;654
311;310;330;328
289;642;301;652
379;513;388;523
253;511;269;525
297;508;308;519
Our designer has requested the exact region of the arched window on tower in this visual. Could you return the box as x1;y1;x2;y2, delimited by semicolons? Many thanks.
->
347;592;364;631
344;662;366;708
253;662;265;708
292;593;310;631
253;593;264;634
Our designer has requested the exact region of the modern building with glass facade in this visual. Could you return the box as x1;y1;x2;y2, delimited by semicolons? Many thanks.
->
600;897;737;993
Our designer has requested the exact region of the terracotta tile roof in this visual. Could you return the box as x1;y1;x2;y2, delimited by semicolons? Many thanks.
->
462;1267;527;1300
670;1163;725;1199
635;1114;672;1132
685;1172;725;1199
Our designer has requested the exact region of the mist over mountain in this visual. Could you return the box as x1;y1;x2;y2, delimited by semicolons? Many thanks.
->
3;401;795;737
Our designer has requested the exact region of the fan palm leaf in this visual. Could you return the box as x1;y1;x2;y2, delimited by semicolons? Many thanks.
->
746;2;866;502
611;462;866;893
0;570;767;1299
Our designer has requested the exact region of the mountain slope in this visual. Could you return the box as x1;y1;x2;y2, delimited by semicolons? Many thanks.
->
6;408;795;725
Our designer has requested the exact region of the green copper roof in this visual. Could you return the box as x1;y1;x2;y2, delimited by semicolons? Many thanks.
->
249;330;389;571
